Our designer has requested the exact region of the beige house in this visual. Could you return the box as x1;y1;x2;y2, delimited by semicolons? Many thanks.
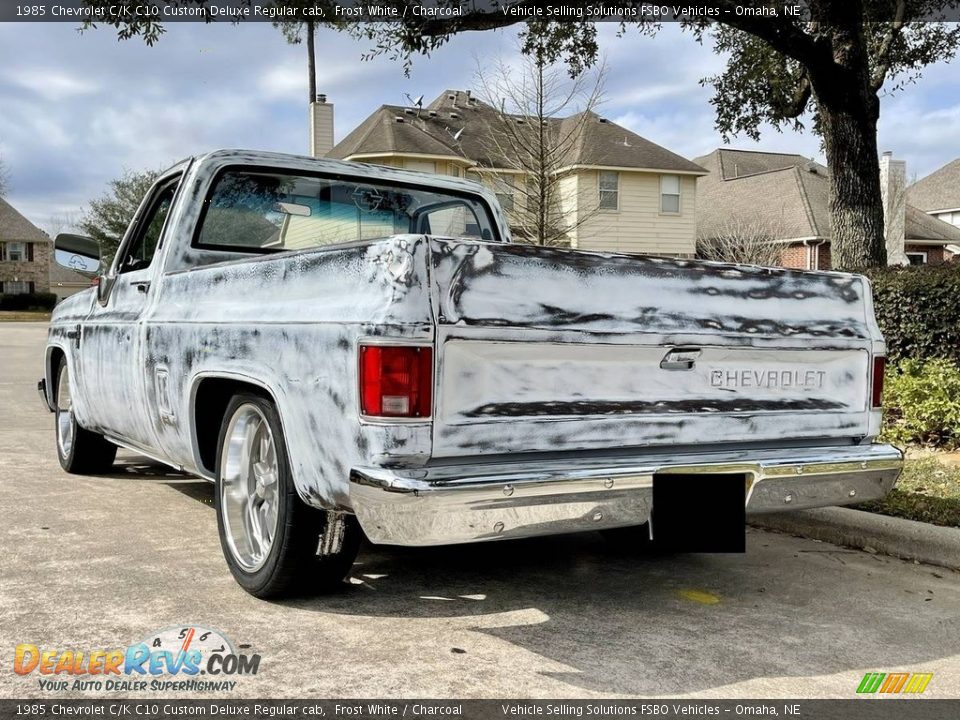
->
694;148;960;269
0;197;51;295
323;90;706;256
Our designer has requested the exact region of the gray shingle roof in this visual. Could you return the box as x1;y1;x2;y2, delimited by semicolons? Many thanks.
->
0;197;49;243
694;148;960;244
328;90;706;174
907;158;960;213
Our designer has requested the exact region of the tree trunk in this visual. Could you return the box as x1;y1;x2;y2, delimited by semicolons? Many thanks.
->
810;25;887;271
306;21;316;104
822;114;886;270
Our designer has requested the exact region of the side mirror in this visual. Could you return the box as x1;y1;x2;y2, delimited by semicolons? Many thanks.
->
54;233;101;277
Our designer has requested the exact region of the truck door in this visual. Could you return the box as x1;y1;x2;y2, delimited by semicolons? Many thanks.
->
78;173;182;452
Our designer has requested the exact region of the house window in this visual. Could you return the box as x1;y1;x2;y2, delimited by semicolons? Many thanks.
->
4;242;26;261
598;171;619;210
4;280;29;294
465;171;482;183
660;175;681;213
906;251;928;265
447;166;461;178
493;175;515;212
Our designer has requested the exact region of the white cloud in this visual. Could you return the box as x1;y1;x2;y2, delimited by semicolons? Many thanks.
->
7;68;99;101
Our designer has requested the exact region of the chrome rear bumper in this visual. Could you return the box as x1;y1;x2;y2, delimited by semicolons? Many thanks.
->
349;444;903;546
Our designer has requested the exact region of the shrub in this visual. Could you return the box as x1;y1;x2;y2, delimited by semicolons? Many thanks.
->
0;292;58;311
881;358;960;449
866;264;960;364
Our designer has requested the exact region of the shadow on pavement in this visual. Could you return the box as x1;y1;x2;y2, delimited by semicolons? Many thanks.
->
104;454;960;696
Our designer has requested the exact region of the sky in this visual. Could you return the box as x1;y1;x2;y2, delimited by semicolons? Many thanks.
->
1;20;960;233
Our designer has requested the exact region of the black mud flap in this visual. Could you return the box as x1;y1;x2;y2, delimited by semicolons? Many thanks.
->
652;473;747;552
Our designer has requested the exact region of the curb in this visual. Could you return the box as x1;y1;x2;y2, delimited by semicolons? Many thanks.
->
750;507;960;572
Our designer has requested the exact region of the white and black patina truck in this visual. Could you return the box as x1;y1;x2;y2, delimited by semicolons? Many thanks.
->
39;149;903;597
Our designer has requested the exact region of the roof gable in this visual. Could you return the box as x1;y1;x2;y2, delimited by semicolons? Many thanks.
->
907;157;960;212
329;90;705;174
694;148;960;244
0;197;49;243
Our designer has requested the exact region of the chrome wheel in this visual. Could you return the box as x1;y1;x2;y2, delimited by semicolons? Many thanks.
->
219;403;280;572
56;362;75;458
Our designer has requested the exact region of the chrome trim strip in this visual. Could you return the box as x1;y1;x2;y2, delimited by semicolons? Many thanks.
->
349;444;903;546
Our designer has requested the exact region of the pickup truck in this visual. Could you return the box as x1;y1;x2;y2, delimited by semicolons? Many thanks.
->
40;149;903;598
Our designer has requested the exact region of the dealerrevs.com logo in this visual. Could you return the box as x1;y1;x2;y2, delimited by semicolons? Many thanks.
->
13;625;261;693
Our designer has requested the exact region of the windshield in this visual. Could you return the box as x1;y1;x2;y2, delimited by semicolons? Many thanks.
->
195;169;499;252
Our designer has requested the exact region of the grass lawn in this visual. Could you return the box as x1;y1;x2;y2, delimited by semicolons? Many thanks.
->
0;311;51;322
858;455;960;528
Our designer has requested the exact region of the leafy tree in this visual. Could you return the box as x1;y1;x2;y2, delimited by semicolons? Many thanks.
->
78;1;960;270
78;168;160;266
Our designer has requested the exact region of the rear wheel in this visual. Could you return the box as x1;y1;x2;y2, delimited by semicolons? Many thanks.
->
215;393;361;598
54;356;117;474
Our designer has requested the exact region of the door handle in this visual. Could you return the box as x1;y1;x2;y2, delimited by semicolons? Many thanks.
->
65;325;81;349
130;280;151;294
660;347;702;371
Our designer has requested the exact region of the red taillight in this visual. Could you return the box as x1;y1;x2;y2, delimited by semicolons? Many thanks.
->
871;356;886;409
360;345;433;418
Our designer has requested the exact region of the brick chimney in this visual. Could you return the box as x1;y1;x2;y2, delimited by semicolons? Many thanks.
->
880;151;908;266
310;94;334;158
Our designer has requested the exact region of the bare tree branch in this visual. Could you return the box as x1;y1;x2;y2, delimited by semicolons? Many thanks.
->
871;0;907;90
472;45;607;247
696;215;787;267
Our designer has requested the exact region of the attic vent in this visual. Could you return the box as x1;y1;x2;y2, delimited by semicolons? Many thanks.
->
394;116;405;123
448;94;455;100
450;112;459;119
403;108;415;115
428;110;437;117
598;117;609;123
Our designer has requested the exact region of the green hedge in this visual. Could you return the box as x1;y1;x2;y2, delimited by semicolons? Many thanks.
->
0;292;58;311
866;264;960;364
881;358;960;449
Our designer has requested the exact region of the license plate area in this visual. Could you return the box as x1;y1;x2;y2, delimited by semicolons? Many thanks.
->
652;473;747;552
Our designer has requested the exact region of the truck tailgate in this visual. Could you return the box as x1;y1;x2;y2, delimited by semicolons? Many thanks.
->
427;240;878;458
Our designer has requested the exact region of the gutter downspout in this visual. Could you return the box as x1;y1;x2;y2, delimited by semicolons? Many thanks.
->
804;239;826;270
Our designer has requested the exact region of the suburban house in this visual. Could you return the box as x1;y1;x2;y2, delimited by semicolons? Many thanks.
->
694;148;960;270
49;263;92;300
907;157;960;230
320;91;707;256
0;197;51;295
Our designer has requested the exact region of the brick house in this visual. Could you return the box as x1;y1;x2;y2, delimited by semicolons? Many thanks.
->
0;197;51;294
324;90;707;256
693;149;960;270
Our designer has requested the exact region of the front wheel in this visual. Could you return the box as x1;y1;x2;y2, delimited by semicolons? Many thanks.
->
215;393;361;598
54;356;117;474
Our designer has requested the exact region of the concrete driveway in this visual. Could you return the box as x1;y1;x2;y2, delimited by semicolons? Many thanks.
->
1;322;959;699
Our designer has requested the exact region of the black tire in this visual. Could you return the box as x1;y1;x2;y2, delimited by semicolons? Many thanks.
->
214;392;361;598
54;355;117;474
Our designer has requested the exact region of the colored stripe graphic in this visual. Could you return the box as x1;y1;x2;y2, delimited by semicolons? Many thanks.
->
857;672;933;694
880;672;910;693
857;673;885;693
903;673;934;694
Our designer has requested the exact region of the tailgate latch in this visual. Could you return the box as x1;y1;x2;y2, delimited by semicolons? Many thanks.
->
660;347;701;371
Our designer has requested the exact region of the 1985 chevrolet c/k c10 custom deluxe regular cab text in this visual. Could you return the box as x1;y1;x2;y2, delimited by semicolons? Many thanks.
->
39;149;903;597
